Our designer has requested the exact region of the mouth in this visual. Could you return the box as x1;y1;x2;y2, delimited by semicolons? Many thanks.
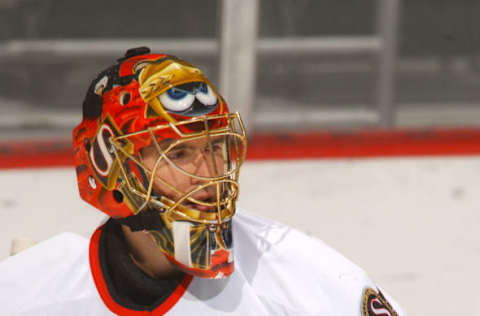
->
184;196;217;212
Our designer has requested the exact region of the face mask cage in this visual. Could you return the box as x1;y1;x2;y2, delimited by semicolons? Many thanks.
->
110;113;247;225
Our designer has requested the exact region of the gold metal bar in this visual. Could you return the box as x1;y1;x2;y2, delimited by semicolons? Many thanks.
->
108;113;246;225
216;182;222;225
203;118;220;177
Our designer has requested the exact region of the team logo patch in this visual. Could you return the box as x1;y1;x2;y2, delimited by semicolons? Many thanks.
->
88;114;125;189
362;287;398;316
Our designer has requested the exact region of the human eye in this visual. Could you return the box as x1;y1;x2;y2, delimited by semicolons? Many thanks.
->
212;143;224;152
166;149;186;161
204;140;225;157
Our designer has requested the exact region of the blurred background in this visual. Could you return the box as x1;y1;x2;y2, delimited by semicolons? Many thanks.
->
0;0;479;315
0;0;479;137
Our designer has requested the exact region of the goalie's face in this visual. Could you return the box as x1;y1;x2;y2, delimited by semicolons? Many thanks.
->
140;135;227;213
116;122;245;278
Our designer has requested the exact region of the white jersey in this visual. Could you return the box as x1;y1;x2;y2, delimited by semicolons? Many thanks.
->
0;211;405;315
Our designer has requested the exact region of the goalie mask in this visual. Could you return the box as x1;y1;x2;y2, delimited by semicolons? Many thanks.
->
73;47;247;279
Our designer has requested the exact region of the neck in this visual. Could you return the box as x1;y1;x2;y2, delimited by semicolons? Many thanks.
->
121;225;183;279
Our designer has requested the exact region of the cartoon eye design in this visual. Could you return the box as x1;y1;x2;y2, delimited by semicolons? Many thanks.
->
119;91;130;105
158;87;195;112
195;83;217;106
94;76;109;95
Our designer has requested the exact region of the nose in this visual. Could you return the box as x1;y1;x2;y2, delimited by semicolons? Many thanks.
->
191;150;219;182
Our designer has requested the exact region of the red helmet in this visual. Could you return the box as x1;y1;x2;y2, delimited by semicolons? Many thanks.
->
73;47;247;278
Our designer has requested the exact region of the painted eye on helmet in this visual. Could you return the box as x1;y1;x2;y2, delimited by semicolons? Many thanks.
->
94;75;109;95
195;83;218;106
158;87;195;112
